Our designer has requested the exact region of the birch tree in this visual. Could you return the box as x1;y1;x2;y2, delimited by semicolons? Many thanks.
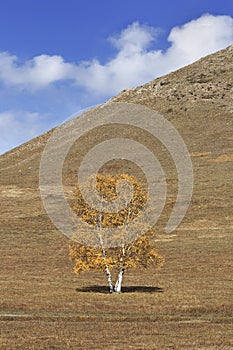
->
69;174;163;293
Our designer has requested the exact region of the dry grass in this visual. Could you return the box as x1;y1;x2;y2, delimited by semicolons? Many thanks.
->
1;228;232;349
207;154;233;163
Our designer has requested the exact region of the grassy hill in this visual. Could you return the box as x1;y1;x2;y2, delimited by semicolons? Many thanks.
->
0;45;232;349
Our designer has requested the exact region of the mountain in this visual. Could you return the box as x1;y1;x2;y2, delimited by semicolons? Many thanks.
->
0;44;232;236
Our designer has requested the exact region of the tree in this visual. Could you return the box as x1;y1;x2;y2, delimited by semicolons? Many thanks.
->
69;173;164;293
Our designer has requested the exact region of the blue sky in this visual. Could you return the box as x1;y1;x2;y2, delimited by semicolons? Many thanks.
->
0;0;232;154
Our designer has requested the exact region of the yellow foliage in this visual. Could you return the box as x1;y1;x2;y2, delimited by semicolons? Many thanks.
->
69;173;164;275
72;173;147;229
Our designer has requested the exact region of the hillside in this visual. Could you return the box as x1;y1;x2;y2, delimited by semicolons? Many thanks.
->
0;44;232;235
0;45;233;349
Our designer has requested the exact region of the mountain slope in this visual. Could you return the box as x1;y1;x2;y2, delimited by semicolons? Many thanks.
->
0;44;232;235
111;44;233;233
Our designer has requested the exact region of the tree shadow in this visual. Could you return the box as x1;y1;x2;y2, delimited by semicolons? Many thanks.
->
75;285;163;294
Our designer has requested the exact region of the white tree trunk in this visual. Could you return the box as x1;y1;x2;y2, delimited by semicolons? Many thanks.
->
97;213;114;293
105;266;114;293
114;268;124;293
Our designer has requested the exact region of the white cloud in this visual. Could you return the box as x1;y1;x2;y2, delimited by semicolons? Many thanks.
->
77;14;233;94
0;53;72;88
109;22;158;54
0;110;49;154
0;14;232;95
166;14;233;66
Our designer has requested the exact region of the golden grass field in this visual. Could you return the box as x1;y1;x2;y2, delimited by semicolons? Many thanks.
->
1;227;232;349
